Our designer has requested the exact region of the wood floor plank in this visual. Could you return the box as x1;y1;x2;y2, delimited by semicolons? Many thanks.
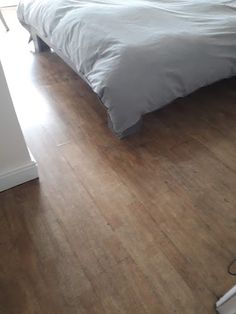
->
60;139;219;313
1;7;236;314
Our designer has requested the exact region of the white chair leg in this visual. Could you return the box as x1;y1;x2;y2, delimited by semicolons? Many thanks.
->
0;10;9;32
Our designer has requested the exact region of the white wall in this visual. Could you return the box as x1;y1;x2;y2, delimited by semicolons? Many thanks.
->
0;0;18;7
0;61;38;191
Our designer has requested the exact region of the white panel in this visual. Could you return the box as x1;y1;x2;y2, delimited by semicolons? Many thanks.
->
217;286;236;314
0;61;39;191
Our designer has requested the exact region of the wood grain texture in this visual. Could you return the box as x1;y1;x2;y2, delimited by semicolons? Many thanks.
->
0;7;236;314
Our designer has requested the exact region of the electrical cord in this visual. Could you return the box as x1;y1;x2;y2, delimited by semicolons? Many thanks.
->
228;258;236;276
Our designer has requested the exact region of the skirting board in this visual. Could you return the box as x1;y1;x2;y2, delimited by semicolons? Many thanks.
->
0;159;38;192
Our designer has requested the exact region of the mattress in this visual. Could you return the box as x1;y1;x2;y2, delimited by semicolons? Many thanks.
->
17;0;236;137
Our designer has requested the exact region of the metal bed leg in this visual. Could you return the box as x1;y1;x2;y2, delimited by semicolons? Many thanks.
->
0;10;9;32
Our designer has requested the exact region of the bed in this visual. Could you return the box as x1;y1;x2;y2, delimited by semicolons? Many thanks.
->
17;0;236;138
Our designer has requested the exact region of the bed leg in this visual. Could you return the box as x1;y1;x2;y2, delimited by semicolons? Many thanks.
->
107;115;142;139
31;32;50;53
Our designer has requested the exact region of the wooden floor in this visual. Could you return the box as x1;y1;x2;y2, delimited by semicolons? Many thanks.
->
1;8;236;314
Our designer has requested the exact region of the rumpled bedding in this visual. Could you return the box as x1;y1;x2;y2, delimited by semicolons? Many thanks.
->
18;0;236;136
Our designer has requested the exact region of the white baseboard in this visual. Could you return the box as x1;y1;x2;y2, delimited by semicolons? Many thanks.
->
0;159;38;192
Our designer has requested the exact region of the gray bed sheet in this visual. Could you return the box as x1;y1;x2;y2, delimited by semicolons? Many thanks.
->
17;0;236;137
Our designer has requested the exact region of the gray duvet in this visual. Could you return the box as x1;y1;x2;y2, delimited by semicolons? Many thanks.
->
18;0;236;137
